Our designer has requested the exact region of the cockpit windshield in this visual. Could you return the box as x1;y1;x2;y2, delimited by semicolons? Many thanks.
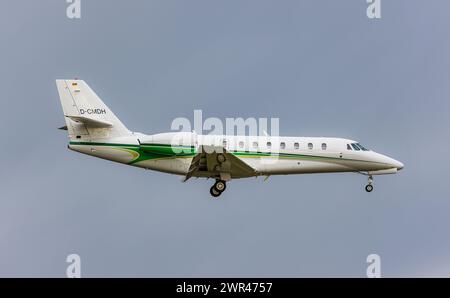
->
355;143;369;151
351;143;360;151
348;142;370;151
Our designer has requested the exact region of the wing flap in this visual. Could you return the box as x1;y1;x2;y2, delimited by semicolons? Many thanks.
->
184;145;255;181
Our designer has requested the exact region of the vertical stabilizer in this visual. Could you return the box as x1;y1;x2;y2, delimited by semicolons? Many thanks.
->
56;79;131;140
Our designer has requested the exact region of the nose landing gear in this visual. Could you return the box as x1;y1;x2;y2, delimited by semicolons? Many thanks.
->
210;180;227;198
365;175;373;192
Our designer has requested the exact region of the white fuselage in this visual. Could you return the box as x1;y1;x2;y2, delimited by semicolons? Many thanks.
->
68;132;404;179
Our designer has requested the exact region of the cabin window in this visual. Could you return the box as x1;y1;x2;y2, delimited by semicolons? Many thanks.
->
239;141;244;149
280;142;286;149
347;144;352;150
252;142;258;149
351;143;360;151
321;143;327;150
294;142;299;149
267;142;272;149
308;143;313;150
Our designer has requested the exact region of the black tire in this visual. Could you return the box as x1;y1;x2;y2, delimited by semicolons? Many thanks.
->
210;186;221;197
214;180;226;192
365;184;373;192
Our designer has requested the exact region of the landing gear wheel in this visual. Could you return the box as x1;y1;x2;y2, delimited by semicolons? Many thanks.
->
365;184;373;192
217;154;226;163
214;180;226;192
365;175;374;192
210;186;221;197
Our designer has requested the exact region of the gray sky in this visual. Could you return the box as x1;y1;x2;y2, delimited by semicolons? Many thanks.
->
1;0;450;277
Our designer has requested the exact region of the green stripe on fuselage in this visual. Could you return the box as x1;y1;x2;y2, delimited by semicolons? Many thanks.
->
69;141;195;164
68;141;382;165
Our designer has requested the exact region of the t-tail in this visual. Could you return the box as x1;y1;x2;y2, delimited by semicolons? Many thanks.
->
56;79;131;141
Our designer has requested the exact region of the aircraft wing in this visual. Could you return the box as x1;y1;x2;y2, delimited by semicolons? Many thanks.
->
184;145;256;181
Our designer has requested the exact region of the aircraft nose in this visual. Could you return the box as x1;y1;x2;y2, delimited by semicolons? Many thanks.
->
395;160;404;170
389;158;404;170
379;153;404;171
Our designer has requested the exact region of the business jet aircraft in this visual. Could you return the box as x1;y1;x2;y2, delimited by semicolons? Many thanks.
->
57;80;404;197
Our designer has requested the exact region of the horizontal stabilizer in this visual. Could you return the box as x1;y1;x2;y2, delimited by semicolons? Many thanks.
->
65;115;113;128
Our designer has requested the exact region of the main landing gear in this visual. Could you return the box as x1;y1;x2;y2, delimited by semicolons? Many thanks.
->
365;175;374;192
210;180;227;198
